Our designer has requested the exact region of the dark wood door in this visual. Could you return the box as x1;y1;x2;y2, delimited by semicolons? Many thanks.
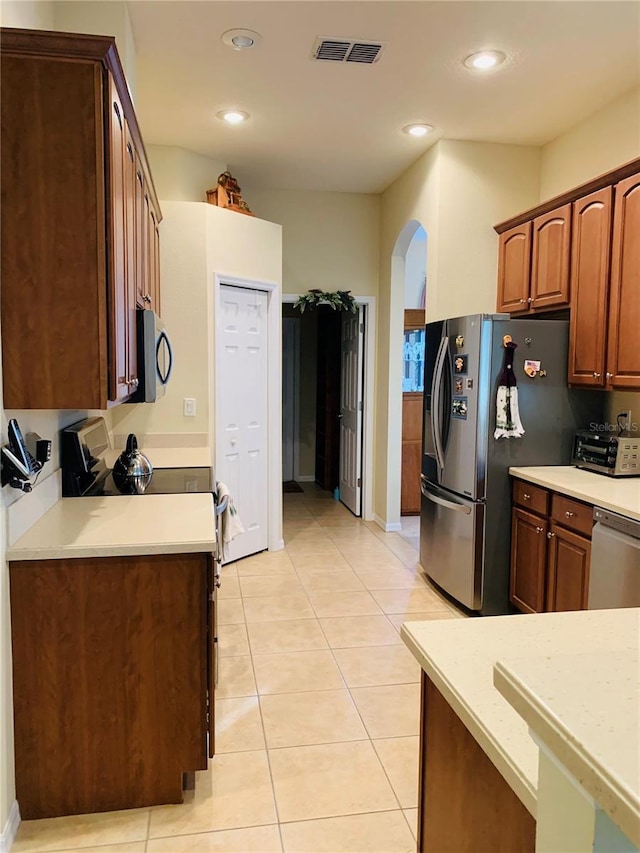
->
401;392;423;515
568;188;613;387
10;553;208;819
108;74;129;403
546;524;591;612
496;222;531;314
419;675;535;853
607;173;640;389
530;203;572;311
510;508;548;614
315;308;342;490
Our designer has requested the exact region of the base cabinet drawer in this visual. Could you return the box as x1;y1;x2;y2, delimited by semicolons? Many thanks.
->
510;480;593;614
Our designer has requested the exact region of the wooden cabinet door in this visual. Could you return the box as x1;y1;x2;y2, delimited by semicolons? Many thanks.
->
107;75;129;403
568;188;612;387
149;208;159;313
123;125;138;393
607;173;640;389
530;204;572;311
546;524;590;612
154;217;161;316
510;508;548;614
497;222;531;313
401;392;423;515
134;160;146;308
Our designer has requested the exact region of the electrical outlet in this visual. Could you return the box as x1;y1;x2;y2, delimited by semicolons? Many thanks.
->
183;398;197;417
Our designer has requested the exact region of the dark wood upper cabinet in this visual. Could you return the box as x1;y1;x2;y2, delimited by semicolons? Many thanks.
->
530;203;572;310
0;28;161;409
568;188;613;387
496;222;531;314
607;173;640;390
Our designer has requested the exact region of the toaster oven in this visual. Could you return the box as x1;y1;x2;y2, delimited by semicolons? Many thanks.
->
572;430;640;477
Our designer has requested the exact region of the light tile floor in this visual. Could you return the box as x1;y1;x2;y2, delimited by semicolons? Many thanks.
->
12;486;464;853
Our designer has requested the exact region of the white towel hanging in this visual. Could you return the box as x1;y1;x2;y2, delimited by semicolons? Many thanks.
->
216;482;245;555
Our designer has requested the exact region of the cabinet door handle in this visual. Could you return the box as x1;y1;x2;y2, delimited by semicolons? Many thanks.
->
606;372;613;381
547;531;555;539
143;294;152;304
593;372;601;378
535;526;544;533
519;298;526;304
565;510;575;518
527;297;533;303
523;493;531;500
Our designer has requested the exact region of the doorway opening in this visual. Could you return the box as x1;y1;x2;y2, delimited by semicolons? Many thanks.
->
281;296;375;520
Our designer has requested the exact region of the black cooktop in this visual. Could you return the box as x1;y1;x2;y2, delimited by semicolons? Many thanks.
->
88;466;213;497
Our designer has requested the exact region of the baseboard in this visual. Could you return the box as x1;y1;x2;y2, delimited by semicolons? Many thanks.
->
373;514;402;533
0;800;20;853
295;475;315;482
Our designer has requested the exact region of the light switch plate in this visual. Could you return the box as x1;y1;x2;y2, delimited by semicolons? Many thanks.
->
183;398;197;417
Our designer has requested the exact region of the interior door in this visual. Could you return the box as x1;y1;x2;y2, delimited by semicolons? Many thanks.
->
282;317;297;482
339;306;364;515
217;285;269;562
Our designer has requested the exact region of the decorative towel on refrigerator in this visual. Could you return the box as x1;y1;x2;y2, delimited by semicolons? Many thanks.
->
494;341;525;439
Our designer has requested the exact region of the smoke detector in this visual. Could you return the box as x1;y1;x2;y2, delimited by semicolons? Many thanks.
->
312;37;385;64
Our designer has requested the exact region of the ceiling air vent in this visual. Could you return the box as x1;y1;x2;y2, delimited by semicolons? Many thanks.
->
313;37;384;65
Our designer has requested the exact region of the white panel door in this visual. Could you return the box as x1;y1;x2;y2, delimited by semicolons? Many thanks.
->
217;285;269;562
339;307;364;516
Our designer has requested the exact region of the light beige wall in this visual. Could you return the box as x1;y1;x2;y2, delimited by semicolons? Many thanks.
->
147;146;227;204
245;188;381;299
539;87;640;201
605;392;640;432
112;203;283;452
0;0;54;29
53;1;137;96
404;229;427;309
377;140;541;526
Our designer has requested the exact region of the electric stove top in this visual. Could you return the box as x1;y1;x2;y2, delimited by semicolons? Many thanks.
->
88;466;213;497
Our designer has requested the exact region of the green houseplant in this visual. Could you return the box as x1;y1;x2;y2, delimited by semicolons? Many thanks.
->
293;289;357;314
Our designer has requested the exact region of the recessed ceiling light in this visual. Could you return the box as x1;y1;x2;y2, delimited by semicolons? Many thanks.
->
217;110;250;124
464;50;506;70
403;124;433;137
221;28;262;50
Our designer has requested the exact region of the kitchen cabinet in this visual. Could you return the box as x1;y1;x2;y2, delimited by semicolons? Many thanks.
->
606;173;640;389
510;480;592;614
0;28;162;409
9;551;215;819
496;205;571;315
418;674;535;852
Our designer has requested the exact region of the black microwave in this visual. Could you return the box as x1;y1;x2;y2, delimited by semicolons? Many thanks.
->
128;309;174;403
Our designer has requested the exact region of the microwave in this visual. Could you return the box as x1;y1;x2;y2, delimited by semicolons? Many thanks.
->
128;309;173;403
572;429;640;477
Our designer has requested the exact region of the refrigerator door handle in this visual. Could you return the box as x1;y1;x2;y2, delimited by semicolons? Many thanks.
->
431;335;449;470
420;478;471;515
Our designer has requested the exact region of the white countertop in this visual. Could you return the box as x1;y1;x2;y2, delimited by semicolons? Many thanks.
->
400;608;640;820
7;493;216;561
105;446;212;470
495;629;640;848
509;466;640;521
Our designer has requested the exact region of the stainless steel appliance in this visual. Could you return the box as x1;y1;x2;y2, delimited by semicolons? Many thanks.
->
128;309;174;403
421;314;603;615
112;434;154;494
572;430;640;477
589;508;640;608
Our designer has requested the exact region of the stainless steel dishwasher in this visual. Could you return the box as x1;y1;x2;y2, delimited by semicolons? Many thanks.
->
588;508;640;609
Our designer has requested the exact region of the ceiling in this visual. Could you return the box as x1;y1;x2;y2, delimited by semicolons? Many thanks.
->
128;1;640;193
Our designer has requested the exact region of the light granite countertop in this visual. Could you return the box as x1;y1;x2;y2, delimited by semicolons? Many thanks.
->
495;637;640;848
509;466;640;521
401;608;640;821
6;493;216;561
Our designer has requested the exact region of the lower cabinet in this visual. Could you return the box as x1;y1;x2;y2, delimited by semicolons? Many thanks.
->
418;674;535;852
9;551;215;819
510;480;592;614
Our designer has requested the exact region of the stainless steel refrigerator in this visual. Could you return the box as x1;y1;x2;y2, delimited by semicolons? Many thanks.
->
420;313;602;615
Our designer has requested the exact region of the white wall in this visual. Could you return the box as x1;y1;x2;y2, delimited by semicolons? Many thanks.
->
147;146;228;204
539;87;640;201
404;227;427;309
